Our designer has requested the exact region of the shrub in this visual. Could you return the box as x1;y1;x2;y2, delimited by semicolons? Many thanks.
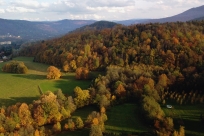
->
47;66;61;79
2;61;28;74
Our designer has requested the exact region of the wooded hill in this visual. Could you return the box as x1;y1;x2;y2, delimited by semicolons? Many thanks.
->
71;21;118;33
20;21;204;92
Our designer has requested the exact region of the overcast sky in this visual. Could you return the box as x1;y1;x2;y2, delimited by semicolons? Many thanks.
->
0;0;204;21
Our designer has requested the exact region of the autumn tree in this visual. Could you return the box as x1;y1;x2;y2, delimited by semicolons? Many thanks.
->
64;96;76;113
156;74;168;97
90;124;103;136
64;119;75;131
62;61;70;72
40;91;61;124
114;81;126;97
74;86;90;108
75;67;89;79
18;103;33;126
2;61;28;74
47;66;61;79
53;122;61;133
75;117;84;129
4;118;16;132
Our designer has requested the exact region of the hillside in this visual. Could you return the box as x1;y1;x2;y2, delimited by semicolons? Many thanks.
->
19;21;204;135
71;21;118;33
191;16;204;21
20;21;204;88
116;19;149;25
145;5;204;23
0;19;95;41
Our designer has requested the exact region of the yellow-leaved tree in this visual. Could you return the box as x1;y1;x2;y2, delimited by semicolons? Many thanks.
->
47;66;61;79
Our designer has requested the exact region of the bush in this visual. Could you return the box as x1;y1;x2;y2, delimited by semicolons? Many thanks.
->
47;66;61;79
2;61;28;74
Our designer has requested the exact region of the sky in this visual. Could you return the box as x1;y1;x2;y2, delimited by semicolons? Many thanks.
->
0;0;204;21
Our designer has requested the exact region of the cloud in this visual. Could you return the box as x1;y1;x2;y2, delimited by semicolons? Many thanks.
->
0;0;4;5
5;0;50;13
43;0;93;14
10;0;40;8
9;0;49;8
0;9;5;13
1;0;204;21
87;0;135;7
6;6;36;13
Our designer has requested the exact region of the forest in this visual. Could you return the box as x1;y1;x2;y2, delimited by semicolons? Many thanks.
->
1;21;204;136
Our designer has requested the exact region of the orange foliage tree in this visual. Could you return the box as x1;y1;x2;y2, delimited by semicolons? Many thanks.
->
75;67;89;79
47;66;61;79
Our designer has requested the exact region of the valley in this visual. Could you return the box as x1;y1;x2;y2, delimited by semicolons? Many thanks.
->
0;4;204;136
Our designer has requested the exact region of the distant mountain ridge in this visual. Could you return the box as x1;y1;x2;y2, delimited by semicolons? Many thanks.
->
1;5;204;42
116;19;149;25
0;19;95;41
71;21;118;33
191;16;204;21
145;5;204;23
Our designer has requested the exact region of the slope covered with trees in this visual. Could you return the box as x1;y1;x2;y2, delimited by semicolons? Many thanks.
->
20;21;204;92
19;20;204;84
71;21;118;33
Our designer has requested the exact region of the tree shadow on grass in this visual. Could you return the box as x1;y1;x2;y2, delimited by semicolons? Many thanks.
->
184;119;204;133
0;96;39;107
58;128;90;136
173;117;204;135
12;74;46;80
52;77;92;95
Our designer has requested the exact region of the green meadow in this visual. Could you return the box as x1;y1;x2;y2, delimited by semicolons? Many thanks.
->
105;103;150;135
0;57;91;107
163;104;204;136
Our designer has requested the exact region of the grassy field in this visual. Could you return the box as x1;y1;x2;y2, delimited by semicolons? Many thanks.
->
163;104;204;136
105;103;150;135
39;73;91;96
0;57;92;107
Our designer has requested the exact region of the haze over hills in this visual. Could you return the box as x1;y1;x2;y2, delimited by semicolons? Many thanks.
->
1;5;204;42
116;19;149;26
71;21;118;33
191;16;204;21
145;5;204;23
0;19;95;42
